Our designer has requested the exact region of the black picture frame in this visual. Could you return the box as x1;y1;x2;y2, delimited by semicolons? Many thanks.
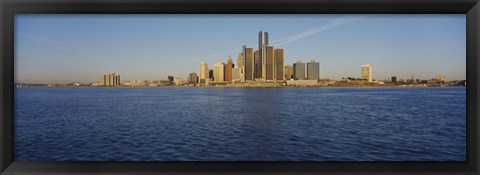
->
1;0;479;174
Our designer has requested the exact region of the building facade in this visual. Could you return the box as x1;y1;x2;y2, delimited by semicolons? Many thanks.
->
209;69;214;81
259;31;268;80
174;78;186;86
232;67;240;81
265;45;275;80
243;46;254;81
274;48;284;81
284;65;294;80
168;76;174;83
293;61;306;80
224;56;233;81
214;61;225;82
198;60;209;84
254;50;260;79
391;76;397;83
307;60;320;80
237;52;245;82
188;72;198;84
101;73;120;86
361;64;372;82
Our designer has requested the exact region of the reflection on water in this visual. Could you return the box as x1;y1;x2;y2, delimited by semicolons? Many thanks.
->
14;87;466;161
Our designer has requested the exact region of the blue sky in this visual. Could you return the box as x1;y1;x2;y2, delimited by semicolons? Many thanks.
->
15;14;465;84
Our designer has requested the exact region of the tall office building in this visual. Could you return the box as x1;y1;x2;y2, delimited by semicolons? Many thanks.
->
214;61;225;82
307;60;320;80
188;72;198;83
293;61;306;80
102;74;108;86
232;67;240;81
101;73;120;86
198;60;209;83
237;52;245;82
209;69;214;81
284;65;294;80
243;45;254;81
225;56;233;81
254;50;260;79
391;76;397;83
361;64;372;82
274;48;284;81
237;53;244;68
259;31;268;80
265;45;275;80
116;75;120;86
168;75;174;83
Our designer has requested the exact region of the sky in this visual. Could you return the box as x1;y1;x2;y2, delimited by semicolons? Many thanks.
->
15;14;466;84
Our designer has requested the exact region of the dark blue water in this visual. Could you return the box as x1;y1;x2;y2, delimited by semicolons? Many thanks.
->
14;87;466;161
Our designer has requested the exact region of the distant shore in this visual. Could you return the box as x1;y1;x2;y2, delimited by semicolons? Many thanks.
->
15;84;466;88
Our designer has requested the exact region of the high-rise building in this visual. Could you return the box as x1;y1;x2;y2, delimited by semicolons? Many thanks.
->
243;45;254;81
101;74;107;86
225;56;233;81
101;73;120;86
237;53;244;68
237;52;245;82
259;31;268;80
391;76;397;83
109;74;114;86
307;60;320;80
293;61;305;80
198;60;209;83
188;72;198;83
284;65;294;80
214;61;225;82
232;67;240;81
254;50;261;79
361;64;372;82
209;69;214;81
168;76;174;83
274;48;284;81
265;45;275;80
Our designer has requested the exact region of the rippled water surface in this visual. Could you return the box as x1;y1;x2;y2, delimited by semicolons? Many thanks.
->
14;87;466;161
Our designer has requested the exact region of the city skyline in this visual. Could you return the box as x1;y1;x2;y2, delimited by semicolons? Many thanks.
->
15;14;466;84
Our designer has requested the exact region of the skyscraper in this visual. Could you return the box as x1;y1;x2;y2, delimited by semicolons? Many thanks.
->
259;31;268;80
237;53;244;68
168;75;174;83
391;76;397;83
198;60;209;83
237;52;245;82
101;73;120;86
307;60;320;80
214;61;225;82
209;69;214;81
284;65;294;80
361;64;372;82
265;45;275;80
293;61;305;80
254;50;261;79
188;72;198;84
102;74;107;86
243;45;254;81
274;48;284;81
232;67;240;81
224;56;233;82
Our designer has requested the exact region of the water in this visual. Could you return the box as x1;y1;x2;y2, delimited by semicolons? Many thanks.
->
14;87;466;161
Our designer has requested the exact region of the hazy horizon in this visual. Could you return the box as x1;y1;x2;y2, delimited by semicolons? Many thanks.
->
15;14;466;84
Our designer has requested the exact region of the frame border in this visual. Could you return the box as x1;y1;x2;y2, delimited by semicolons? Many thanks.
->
1;0;479;174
